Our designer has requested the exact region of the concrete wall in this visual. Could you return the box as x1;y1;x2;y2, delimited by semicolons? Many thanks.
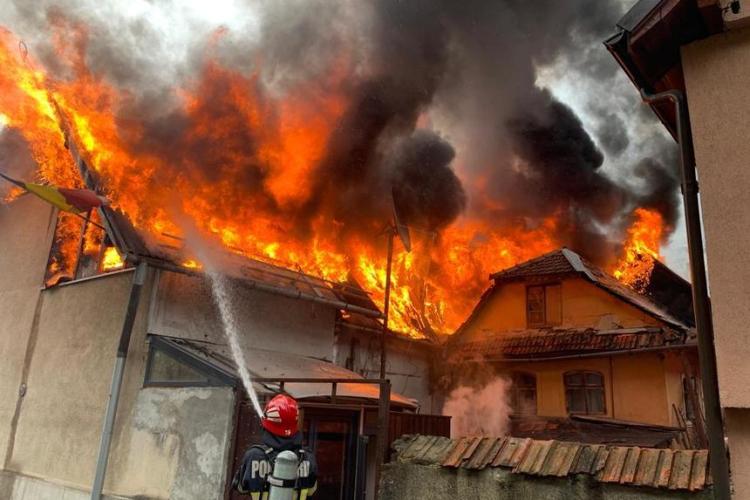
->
682;26;750;497
379;463;711;500
495;351;682;425
462;277;662;341
0;197;55;466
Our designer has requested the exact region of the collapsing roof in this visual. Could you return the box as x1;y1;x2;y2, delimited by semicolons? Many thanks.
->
393;434;711;492
62;129;384;320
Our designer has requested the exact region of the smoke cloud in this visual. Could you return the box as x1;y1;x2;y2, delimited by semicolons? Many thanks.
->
443;378;511;437
0;0;682;265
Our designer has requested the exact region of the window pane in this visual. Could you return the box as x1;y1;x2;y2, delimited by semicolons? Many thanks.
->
148;349;210;384
544;284;562;326
518;389;537;416
585;372;603;386
527;286;545;326
565;372;583;386
586;388;605;414
566;388;586;413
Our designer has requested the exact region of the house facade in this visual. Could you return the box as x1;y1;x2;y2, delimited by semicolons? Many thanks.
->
0;192;441;500
445;249;701;447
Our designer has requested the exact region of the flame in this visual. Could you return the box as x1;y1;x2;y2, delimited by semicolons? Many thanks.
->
0;27;570;337
612;208;664;292
182;259;202;270
101;246;125;271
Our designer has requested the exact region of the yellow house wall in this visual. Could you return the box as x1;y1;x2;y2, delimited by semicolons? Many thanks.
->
502;351;682;426
462;277;662;341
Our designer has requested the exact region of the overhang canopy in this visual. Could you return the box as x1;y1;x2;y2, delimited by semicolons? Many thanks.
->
604;0;723;137
149;335;417;408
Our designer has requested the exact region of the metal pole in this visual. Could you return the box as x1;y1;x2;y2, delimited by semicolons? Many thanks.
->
380;229;394;380
640;89;731;499
374;380;391;498
91;261;147;499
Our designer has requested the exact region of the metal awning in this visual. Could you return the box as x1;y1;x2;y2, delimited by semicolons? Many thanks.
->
149;334;417;408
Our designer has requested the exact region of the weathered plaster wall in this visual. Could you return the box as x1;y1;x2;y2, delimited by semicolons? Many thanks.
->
682;26;750;410
378;463;711;500
107;387;235;500
0;197;55;464
462;277;662;341
151;271;337;360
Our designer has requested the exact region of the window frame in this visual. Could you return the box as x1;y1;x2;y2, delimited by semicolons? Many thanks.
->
144;335;237;388
510;371;537;416
526;283;562;328
563;370;606;415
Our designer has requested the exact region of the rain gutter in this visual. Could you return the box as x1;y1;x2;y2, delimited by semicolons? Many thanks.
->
90;261;148;499
639;88;730;500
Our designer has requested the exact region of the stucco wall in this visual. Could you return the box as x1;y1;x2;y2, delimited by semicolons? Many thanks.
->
682;27;750;410
462;277;662;341
0;197;55;464
4;270;136;489
496;351;679;425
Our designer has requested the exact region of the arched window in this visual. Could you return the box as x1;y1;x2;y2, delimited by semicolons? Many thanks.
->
564;371;605;415
510;372;537;416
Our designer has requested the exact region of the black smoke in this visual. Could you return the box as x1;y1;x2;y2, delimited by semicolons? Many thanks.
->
0;0;683;265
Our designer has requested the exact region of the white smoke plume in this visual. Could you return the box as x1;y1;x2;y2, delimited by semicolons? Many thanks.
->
442;378;512;437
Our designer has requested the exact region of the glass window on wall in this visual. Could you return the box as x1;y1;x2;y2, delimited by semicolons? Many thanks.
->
564;371;605;415
510;372;537;416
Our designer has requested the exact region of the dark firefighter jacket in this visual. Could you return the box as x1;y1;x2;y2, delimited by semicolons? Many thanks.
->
232;429;318;500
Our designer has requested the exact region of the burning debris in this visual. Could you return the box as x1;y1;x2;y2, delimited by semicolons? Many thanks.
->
0;1;681;337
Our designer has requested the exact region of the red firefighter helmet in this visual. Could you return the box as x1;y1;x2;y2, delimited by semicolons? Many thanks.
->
262;394;299;437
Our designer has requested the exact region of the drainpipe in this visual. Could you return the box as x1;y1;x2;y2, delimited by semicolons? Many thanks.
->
639;89;731;499
90;261;148;500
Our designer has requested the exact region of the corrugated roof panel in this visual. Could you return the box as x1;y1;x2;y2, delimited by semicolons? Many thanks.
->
393;435;710;492
619;447;641;484
668;450;695;490
656;450;675;488
690;450;708;491
599;446;629;482
442;437;472;468
634;448;661;487
465;437;502;470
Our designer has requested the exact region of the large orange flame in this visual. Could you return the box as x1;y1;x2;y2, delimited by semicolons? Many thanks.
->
0;27;658;338
612;208;664;292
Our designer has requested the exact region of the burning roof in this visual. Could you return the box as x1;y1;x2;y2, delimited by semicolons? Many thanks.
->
0;3;685;338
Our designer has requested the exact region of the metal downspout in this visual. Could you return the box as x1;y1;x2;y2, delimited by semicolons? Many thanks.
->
640;88;731;499
90;261;148;499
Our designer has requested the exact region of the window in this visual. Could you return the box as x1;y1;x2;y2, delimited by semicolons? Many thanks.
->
510;372;537;416
564;371;605;415
526;284;562;327
44;210;127;287
144;335;236;387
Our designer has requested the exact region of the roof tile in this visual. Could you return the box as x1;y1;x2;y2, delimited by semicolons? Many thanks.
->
394;435;711;492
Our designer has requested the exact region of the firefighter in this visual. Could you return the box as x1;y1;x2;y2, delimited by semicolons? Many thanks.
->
232;394;318;500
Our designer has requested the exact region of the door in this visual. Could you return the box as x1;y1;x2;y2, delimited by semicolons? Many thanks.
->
302;408;359;500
